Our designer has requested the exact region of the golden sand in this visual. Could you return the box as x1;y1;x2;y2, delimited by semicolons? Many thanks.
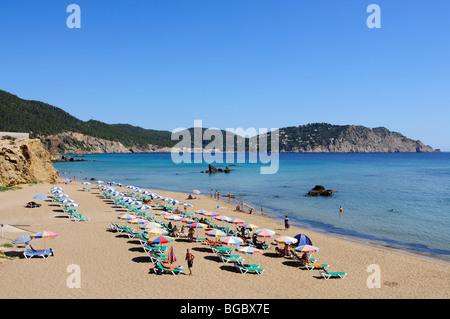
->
0;180;449;299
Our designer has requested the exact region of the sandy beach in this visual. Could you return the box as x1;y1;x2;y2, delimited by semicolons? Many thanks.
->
0;179;449;300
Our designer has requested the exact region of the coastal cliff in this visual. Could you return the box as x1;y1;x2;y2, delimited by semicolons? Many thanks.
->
41;131;174;156
276;124;435;153
0;137;58;187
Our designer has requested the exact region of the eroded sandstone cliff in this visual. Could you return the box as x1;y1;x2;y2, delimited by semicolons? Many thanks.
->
0;137;58;187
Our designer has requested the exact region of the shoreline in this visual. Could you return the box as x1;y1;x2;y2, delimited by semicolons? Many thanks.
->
1;179;449;299
209;192;450;266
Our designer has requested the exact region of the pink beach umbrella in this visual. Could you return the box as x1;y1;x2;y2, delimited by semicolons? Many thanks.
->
228;218;245;225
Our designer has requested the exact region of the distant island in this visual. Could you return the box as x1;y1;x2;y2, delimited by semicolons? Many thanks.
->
0;89;438;156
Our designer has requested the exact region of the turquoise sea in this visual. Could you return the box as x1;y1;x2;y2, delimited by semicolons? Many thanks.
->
55;152;450;261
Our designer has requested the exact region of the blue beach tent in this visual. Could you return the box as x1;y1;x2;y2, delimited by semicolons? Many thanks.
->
293;234;312;247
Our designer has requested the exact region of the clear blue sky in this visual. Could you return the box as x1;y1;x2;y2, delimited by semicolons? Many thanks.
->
1;1;449;150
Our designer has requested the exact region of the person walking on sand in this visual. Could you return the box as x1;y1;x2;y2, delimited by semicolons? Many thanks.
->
185;249;195;275
284;216;290;230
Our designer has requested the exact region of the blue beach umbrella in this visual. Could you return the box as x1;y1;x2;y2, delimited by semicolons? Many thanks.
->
137;205;152;210
33;194;47;200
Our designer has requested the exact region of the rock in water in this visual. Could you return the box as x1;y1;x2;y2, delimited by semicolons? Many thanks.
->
305;185;336;197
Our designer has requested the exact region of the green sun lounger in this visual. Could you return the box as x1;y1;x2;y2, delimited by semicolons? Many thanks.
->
233;261;264;274
319;268;347;279
152;260;183;275
216;252;244;263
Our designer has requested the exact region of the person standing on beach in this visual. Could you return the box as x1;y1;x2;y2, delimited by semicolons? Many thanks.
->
185;249;195;275
210;189;213;198
217;192;220;201
284;216;290;230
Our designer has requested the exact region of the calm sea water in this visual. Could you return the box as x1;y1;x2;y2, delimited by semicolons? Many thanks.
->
55;152;450;261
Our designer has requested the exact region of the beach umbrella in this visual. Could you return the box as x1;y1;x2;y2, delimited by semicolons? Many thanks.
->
220;236;243;246
192;190;201;194
131;200;142;206
62;199;74;204
164;245;177;264
51;187;63;191
236;246;262;263
181;203;193;207
274;236;298;245
52;190;64;195
228;218;245;225
241;223;259;231
203;211;220;217
205;229;227;238
215;215;232;222
254;229;275;238
82;182;91;185
140;222;161;230
65;203;80;207
31;231;57;249
128;218;148;232
236;246;262;255
145;227;168;236
165;215;182;221
295;245;319;254
33;194;47;200
117;213;137;221
147;235;173;250
12;234;32;245
97;181;104;184
178;217;193;224
128;218;148;225
196;210;209;215
187;222;208;229
137;205;152;210
156;211;172;216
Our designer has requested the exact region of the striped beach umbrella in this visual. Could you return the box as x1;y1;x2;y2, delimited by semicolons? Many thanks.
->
145;227;168;236
165;215;182;221
66;203;80;207
236;246;262;263
156;211;172;216
55;192;67;197
164;246;177;264
228;218;245;225
187;222;208;229
295;245;319;253
195;210;209;215
241;223;259;231
61;199;74;204
127;218;148;225
202;211;220;217
220;236;243;246
254;229;275;238
178;217;193;223
117;213;137;221
147;235;173;245
140;222;161;230
32;231;57;239
137;205;152;210
31;231;57;249
274;236;298;245
215;215;232;222
205;229;227;238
